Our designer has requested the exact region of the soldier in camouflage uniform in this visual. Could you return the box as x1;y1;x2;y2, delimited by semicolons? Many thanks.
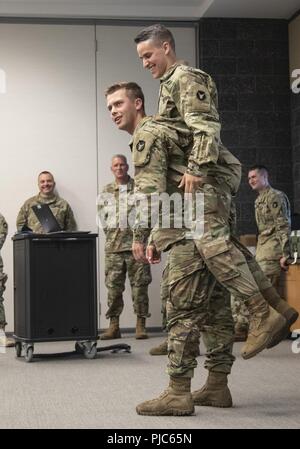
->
99;155;152;340
16;171;76;233
249;165;291;289
232;166;297;340
106;82;235;415
0;213;14;347
134;24;288;364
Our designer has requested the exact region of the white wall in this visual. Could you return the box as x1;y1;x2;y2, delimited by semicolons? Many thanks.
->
0;23;98;331
0;21;196;331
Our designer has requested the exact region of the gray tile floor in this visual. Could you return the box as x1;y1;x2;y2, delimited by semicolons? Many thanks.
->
0;334;299;429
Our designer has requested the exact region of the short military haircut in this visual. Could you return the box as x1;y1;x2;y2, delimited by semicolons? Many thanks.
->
105;82;145;111
134;24;176;52
112;154;127;164
38;170;54;181
249;165;268;176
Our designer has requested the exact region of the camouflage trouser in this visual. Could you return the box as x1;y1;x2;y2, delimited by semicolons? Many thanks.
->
160;264;169;331
194;184;268;303
104;251;152;318
257;260;282;294
165;239;235;378
230;237;275;327
0;271;7;328
231;296;249;329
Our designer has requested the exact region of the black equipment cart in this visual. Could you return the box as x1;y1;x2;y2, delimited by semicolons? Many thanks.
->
12;232;98;362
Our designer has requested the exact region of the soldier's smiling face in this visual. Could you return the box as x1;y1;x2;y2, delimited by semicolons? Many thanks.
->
38;173;55;196
107;88;142;134
248;169;268;191
111;157;129;182
137;39;171;79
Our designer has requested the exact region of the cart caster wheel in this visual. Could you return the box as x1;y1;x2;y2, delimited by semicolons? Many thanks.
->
15;342;22;357
25;346;34;363
75;342;84;354
84;343;97;359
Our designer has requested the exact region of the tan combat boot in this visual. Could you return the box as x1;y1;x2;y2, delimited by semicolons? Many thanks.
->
136;376;194;416
261;287;299;348
149;339;168;355
100;317;121;340
0;327;15;347
241;294;286;360
192;371;232;408
135;317;148;339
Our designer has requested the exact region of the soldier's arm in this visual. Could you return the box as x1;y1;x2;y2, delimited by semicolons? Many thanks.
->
0;214;8;249
269;193;291;258
16;203;28;232
132;132;168;245
64;204;77;231
97;186;111;236
174;71;221;174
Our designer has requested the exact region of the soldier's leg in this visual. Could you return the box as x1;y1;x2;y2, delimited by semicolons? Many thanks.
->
149;263;169;355
194;184;286;359
101;253;127;340
231;295;249;341
193;281;235;407
126;252;151;318
160;263;169;332
104;253;127;318
0;272;14;348
201;282;235;375
136;240;214;416
256;259;282;293
126;252;152;339
232;236;298;345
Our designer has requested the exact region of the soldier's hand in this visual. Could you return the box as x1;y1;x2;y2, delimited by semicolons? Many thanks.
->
146;245;161;264
178;173;203;193
280;256;289;271
132;242;148;263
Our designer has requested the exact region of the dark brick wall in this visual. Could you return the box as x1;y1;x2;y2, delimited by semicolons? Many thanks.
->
291;92;300;214
198;18;293;234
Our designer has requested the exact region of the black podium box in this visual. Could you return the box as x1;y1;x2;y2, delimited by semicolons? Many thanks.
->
13;233;98;343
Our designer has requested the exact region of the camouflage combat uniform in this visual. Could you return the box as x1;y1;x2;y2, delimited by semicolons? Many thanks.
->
255;186;291;290
132;116;235;377
157;63;274;306
0;213;8;328
16;193;76;233
101;176;151;319
231;188;291;329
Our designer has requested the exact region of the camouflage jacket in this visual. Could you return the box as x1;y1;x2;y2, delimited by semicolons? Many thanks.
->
255;186;291;261
16;193;76;233
100;176;135;253
158;63;241;194
0;213;8;271
130;116;188;252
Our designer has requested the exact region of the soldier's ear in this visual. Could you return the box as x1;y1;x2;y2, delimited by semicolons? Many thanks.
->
135;97;143;111
162;41;170;55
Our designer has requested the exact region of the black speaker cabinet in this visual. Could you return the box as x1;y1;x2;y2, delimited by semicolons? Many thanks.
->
13;233;98;343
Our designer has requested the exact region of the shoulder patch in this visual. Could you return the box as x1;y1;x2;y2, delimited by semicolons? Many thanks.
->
132;132;155;167
136;140;145;152
197;90;206;101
